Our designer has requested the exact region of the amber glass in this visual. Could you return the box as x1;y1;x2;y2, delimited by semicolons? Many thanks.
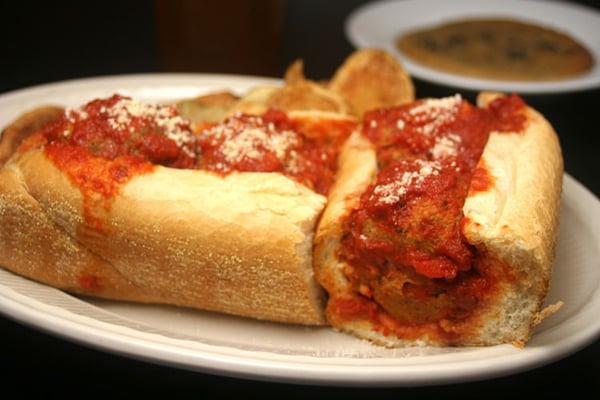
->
155;0;284;76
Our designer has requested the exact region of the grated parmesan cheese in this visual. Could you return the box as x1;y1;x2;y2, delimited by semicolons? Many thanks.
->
408;94;462;137
100;97;196;158
64;108;89;124
201;114;299;170
409;94;462;116
372;160;442;205
367;95;468;208
219;127;297;164
430;133;461;159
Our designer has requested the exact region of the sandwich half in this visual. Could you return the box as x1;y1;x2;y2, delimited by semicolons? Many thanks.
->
314;92;563;346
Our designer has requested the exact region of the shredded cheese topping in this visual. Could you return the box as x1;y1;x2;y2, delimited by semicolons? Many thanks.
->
201;113;299;170
398;94;462;137
371;95;465;205
65;97;196;158
430;133;461;159
408;95;462;116
65;109;89;122
372;160;442;205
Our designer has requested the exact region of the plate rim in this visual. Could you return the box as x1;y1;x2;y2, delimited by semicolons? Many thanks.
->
1;238;599;388
0;74;599;387
345;0;600;94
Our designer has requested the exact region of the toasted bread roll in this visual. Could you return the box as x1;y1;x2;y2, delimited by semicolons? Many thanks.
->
3;149;328;324
0;162;166;303
462;92;563;345
0;95;357;325
314;93;563;346
0;106;63;165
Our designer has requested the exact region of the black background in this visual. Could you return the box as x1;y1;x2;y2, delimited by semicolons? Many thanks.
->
0;0;598;397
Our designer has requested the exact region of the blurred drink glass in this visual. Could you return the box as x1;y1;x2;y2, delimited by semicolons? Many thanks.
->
155;0;284;77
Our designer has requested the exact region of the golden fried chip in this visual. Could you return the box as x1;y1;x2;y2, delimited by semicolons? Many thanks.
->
284;59;307;85
329;49;415;117
267;81;351;114
176;91;239;124
227;86;279;116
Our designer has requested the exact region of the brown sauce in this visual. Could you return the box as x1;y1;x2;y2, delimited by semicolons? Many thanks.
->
396;18;594;81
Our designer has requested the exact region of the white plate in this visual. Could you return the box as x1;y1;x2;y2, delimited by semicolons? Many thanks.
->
0;75;599;387
346;0;600;93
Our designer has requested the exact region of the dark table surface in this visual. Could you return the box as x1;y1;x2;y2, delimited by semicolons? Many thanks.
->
0;0;598;396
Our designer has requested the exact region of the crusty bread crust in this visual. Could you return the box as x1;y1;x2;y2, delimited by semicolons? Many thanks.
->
314;131;377;293
461;92;563;345
0;143;329;325
314;93;563;346
0;106;63;165
0;164;161;303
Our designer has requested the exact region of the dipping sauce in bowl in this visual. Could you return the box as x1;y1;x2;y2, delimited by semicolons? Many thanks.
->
396;18;594;81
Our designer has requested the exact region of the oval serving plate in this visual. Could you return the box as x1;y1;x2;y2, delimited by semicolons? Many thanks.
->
0;75;599;386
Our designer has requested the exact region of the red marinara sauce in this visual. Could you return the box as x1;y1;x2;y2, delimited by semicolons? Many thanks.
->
38;95;354;232
468;159;495;195
336;94;526;339
195;110;355;195
43;94;197;168
40;95;198;231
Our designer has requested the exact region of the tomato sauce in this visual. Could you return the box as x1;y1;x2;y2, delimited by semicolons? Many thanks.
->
44;142;153;232
196;110;354;195
336;94;526;341
27;94;353;293
35;95;353;235
39;95;195;231
468;160;495;194
42;94;197;168
78;274;102;292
